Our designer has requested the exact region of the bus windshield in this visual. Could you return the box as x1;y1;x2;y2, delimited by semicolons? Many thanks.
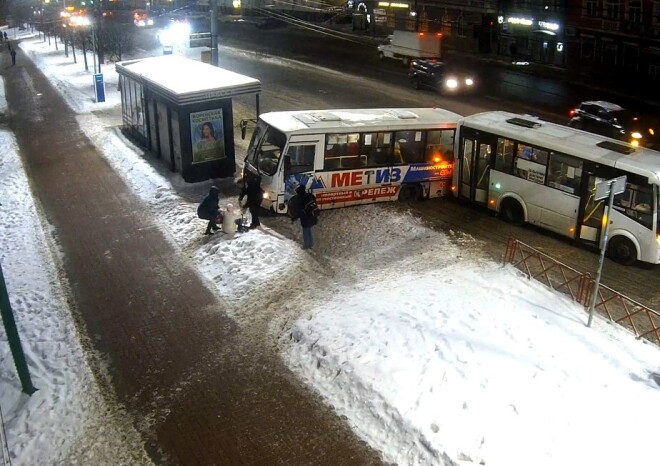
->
246;122;286;176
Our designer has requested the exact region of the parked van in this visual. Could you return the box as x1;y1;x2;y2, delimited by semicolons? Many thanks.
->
377;30;442;66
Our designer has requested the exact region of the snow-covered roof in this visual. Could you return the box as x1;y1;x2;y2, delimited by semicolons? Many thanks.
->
261;107;463;134
116;55;261;105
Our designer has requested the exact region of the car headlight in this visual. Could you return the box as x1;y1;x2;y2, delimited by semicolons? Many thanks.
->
446;79;458;89
631;132;642;139
465;78;474;86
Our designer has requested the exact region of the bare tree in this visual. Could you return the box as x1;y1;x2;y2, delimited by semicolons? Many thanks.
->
100;22;136;62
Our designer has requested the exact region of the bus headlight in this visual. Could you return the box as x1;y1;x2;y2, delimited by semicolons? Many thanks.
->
465;78;474;86
445;79;458;89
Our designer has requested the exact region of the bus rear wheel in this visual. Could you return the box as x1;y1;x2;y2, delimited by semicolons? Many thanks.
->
607;236;637;265
398;184;420;202
500;198;524;225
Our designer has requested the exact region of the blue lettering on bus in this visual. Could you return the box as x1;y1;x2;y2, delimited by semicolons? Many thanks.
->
374;168;401;183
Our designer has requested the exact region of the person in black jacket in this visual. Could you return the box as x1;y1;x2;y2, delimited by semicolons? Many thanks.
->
239;176;264;229
197;185;220;235
289;185;318;250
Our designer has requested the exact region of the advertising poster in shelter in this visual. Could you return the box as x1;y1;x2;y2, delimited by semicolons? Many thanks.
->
190;109;225;164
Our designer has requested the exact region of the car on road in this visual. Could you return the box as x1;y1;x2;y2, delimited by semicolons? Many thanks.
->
133;9;154;27
568;100;658;149
408;59;475;94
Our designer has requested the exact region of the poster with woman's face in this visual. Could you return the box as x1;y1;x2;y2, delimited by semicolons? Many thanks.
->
190;109;226;164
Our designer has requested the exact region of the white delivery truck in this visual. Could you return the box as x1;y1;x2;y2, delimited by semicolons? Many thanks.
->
377;30;442;66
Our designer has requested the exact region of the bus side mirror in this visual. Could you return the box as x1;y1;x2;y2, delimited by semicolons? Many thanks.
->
240;120;248;140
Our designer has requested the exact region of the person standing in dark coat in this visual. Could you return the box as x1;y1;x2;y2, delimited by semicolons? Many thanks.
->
289;185;318;250
239;176;264;229
197;185;221;235
10;49;16;66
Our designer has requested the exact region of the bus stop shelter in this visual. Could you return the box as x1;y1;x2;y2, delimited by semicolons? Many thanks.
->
116;55;261;182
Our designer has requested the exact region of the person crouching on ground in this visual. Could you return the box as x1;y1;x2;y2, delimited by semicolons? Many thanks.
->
197;185;221;235
289;185;318;250
239;176;264;229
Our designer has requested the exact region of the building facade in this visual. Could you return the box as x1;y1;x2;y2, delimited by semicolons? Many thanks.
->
565;0;660;81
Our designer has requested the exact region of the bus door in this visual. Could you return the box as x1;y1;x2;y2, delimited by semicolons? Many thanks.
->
280;140;319;213
458;130;495;205
576;162;617;245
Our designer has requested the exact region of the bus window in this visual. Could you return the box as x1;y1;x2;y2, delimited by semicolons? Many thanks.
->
515;144;547;184
495;138;515;173
614;182;654;229
547;152;582;194
246;121;267;168
285;144;316;175
257;127;286;176
325;133;361;169
394;130;425;163
426;129;454;163
363;132;395;166
477;144;491;190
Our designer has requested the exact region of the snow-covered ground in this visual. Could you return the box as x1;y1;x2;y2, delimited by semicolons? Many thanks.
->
1;28;659;466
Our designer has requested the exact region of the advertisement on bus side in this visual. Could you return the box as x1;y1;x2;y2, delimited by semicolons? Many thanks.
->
284;162;453;206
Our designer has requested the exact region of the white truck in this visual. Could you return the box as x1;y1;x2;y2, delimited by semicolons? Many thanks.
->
377;30;442;66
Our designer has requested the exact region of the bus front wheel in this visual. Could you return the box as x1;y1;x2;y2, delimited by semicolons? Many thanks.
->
607;236;637;265
398;184;420;202
500;198;524;225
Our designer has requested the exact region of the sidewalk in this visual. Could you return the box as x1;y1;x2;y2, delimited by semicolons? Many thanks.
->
1;43;382;465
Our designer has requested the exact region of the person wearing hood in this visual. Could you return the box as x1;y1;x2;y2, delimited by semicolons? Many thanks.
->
289;185;319;250
197;185;221;235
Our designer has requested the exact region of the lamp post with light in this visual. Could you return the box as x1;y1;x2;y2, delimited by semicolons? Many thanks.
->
71;15;96;73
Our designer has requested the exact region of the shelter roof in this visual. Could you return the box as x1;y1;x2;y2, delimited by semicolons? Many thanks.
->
116;55;261;105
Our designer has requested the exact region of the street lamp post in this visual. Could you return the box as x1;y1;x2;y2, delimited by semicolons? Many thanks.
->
91;23;97;74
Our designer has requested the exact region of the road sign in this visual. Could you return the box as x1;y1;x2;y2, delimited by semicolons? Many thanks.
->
190;32;211;48
594;175;626;201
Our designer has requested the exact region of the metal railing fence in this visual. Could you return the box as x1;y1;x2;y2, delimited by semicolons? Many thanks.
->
504;236;660;346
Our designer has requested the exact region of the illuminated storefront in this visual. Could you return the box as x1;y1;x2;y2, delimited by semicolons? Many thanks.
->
497;13;565;66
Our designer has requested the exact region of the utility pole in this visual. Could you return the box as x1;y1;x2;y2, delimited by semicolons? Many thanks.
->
0;263;37;395
587;176;627;327
92;23;97;73
211;0;218;66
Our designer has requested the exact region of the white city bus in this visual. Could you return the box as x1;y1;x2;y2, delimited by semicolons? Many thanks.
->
241;108;461;213
453;111;660;265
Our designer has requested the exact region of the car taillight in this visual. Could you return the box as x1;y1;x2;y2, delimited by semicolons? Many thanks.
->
569;109;576;117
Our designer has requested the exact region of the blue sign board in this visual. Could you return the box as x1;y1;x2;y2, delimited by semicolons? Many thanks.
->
163;46;173;55
94;73;105;103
